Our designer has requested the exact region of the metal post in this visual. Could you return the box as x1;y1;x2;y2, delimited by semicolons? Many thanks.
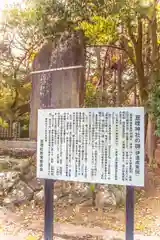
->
44;179;53;240
125;186;134;240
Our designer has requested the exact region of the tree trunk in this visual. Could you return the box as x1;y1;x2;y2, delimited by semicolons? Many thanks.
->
146;116;156;165
95;47;101;79
147;1;158;165
113;70;117;106
128;17;150;162
116;57;122;106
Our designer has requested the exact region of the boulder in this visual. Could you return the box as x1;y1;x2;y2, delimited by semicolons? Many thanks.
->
0;171;20;195
12;159;31;174
0;148;35;158
0;155;32;174
28;178;43;191
0;156;24;171
0;156;9;171
22;165;36;182
95;189;117;209
95;184;126;209
61;182;92;198
107;185;126;206
3;180;34;206
74;183;92;197
34;188;58;205
34;189;44;203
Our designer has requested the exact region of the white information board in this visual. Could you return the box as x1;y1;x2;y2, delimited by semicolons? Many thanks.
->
37;107;144;186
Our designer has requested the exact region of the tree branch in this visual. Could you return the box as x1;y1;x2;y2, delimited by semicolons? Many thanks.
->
87;44;136;67
126;18;137;46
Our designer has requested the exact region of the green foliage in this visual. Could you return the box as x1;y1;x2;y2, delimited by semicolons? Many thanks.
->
89;184;95;192
0;80;31;121
79;15;118;44
0;2;37;123
0;117;8;128
150;72;160;136
29;0;74;39
20;112;29;134
0;0;160;126
85;81;98;107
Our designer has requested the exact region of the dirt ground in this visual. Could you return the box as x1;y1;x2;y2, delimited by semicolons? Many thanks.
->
1;165;160;239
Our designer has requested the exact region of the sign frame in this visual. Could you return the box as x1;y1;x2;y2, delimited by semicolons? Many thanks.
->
37;107;144;187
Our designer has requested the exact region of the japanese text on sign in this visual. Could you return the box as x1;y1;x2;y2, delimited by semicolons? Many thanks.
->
37;107;144;186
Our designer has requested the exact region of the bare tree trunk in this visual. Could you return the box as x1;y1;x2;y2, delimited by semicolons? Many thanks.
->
87;56;91;81
116;58;122;106
95;46;101;79
133;70;137;106
112;70;117;106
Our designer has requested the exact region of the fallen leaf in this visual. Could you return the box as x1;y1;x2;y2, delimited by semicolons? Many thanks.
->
25;234;38;240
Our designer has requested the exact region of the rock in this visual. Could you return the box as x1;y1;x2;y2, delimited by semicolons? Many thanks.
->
34;189;58;205
0;171;20;195
28;178;43;191
65;182;92;197
0;148;35;158
95;189;116;209
0;156;9;171
12;159;30;174
9;148;35;158
22;165;36;181
0;155;32;174
54;194;58;200
107;185;126;206
0;156;21;171
31;152;36;162
34;189;44;203
75;183;91;196
94;184;126;209
3;180;34;206
0;153;38;206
